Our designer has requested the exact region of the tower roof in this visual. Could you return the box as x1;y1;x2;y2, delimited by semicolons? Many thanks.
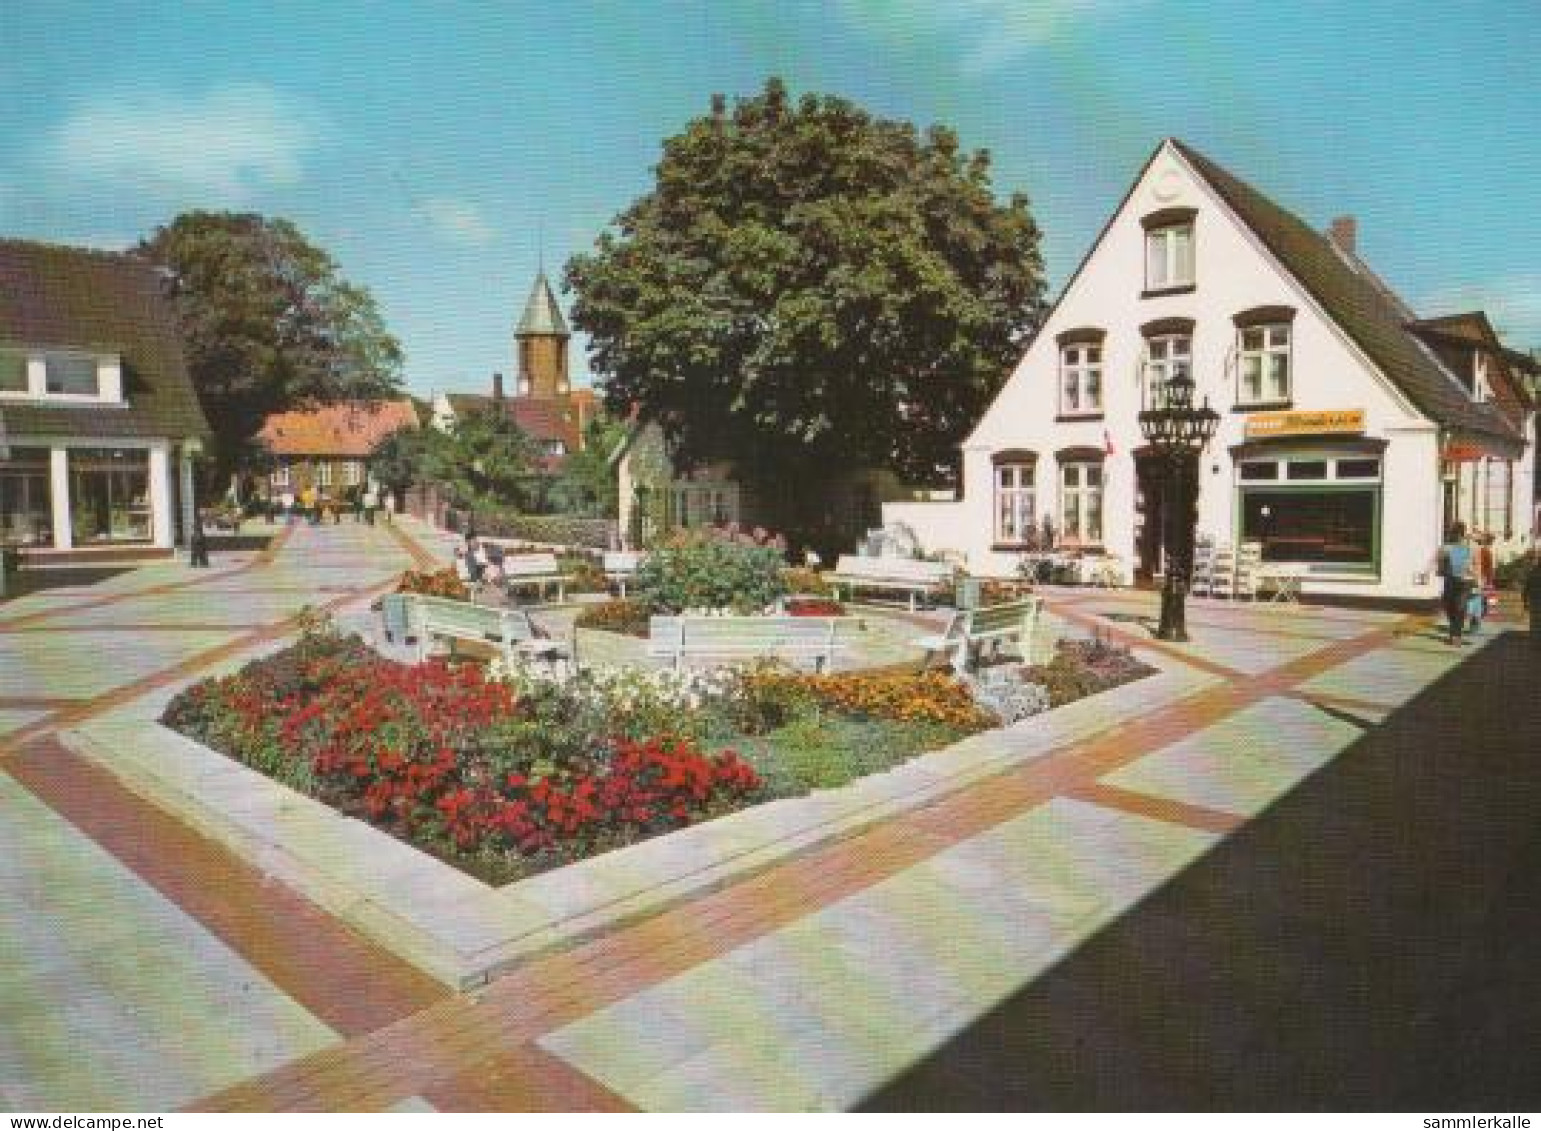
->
516;271;569;337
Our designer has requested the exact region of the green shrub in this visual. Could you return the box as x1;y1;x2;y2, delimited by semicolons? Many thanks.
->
730;713;967;796
635;531;788;613
474;512;615;549
574;598;651;636
781;566;833;596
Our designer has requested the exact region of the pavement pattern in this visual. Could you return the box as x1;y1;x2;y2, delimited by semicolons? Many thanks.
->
0;518;1533;1111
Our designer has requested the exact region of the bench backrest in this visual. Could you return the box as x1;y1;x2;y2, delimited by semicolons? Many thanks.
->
499;552;563;578
965;597;1040;641
650;615;840;651
832;555;953;583
603;551;644;573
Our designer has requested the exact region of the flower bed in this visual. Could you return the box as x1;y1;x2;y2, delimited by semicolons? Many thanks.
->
162;620;762;884
574;597;651;637
785;596;847;617
161;615;1155;885
396;568;470;601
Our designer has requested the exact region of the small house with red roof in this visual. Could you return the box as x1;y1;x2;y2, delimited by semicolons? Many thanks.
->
255;398;419;501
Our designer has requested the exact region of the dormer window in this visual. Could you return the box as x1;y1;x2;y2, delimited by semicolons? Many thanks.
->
1473;351;1490;401
1142;207;1197;294
0;349;26;393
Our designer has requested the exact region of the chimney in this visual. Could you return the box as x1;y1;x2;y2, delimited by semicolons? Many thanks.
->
492;372;504;402
1328;215;1357;256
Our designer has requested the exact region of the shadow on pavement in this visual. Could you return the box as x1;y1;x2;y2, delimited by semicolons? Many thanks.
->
1;566;134;601
861;630;1541;1111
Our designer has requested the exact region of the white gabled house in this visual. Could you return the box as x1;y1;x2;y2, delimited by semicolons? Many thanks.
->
887;138;1536;601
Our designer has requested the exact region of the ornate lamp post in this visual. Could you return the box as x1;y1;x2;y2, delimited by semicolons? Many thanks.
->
1137;369;1220;641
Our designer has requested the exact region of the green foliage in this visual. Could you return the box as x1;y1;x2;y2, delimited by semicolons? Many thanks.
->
135;212;403;478
474;512;616;548
549;415;629;517
566;77;1047;534
574;598;652;636
425;407;542;511
635;531;788;613
780;566;833;596
729;712;966;796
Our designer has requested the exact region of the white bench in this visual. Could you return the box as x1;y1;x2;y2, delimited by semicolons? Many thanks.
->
476;541;567;603
912;597;1042;675
647;615;846;671
602;550;646;597
389;593;568;664
828;555;954;611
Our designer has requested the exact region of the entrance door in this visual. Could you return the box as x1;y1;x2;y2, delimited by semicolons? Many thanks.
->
1135;452;1166;581
1134;450;1198;581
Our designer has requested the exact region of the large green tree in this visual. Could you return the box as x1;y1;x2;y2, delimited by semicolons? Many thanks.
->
136;212;404;478
566;78;1046;540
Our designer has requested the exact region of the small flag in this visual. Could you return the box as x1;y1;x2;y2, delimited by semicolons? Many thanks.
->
1103;429;1116;457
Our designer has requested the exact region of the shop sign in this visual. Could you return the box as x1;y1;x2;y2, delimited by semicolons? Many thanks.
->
1244;409;1365;439
1441;443;1486;462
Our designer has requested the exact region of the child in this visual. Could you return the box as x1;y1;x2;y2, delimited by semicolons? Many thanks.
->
1466;577;1486;635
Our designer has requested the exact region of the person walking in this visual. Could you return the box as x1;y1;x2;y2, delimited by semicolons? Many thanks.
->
362;483;378;526
382;488;395;524
1436;521;1476;645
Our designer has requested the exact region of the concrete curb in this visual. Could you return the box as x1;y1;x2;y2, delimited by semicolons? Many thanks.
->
63;637;1217;991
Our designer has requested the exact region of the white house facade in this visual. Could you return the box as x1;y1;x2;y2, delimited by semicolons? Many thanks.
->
887;139;1536;601
0;240;210;559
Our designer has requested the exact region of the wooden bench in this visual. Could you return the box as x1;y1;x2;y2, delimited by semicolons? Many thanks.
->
912;597;1042;675
647;615;846;671
385;593;567;664
602;550;646;597
477;541;567;602
828;555;954;611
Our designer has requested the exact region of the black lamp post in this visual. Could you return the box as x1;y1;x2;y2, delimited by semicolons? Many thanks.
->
1137;369;1220;641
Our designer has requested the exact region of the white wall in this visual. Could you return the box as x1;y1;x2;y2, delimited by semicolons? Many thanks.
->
934;140;1468;598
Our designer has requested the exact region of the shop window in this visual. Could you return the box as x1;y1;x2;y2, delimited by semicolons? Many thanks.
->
1146;223;1194;291
1483;458;1513;539
68;448;151;544
1335;458;1382;480
1059;343;1103;416
1286;460;1328;480
0;447;53;544
1060;462;1103;546
1239;462;1279;481
995;462;1036;544
1238;324;1291;404
1240;488;1378;568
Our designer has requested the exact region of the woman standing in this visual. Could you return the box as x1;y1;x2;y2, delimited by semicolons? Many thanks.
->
1437;522;1475;645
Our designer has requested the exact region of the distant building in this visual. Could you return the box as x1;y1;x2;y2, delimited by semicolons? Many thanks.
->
255;399;419;499
431;272;599;471
0;238;211;561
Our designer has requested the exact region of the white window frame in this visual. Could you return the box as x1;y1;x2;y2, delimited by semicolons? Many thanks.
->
1145;334;1192;409
1145;223;1195;290
317;461;333;488
1059;343;1103;416
0;349;121;403
1059;461;1104;546
272;462;292;489
994;462;1036;544
1238;323;1292;405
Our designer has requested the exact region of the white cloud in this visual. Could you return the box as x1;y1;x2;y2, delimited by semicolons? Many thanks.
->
837;0;1144;73
1419;274;1541;349
417;196;497;246
44;83;319;204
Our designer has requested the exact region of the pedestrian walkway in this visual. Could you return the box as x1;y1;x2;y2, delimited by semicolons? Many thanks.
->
0;531;1529;1111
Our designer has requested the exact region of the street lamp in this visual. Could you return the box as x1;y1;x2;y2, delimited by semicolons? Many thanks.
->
1137;369;1220;641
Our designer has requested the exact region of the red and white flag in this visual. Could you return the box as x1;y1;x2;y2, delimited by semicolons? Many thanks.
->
1103;429;1116;457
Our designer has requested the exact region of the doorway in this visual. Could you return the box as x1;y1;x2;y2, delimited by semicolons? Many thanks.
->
1134;449;1198;582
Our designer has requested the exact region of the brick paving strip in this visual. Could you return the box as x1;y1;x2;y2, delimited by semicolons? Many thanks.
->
6;735;449;1035
197;610;1423;1111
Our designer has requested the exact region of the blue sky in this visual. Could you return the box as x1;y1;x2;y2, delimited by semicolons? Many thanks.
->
3;0;1538;398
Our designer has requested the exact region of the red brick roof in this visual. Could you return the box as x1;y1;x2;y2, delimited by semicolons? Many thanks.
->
257;399;419;457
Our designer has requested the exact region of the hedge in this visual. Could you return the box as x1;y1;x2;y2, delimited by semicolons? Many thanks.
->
464;512;618;549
